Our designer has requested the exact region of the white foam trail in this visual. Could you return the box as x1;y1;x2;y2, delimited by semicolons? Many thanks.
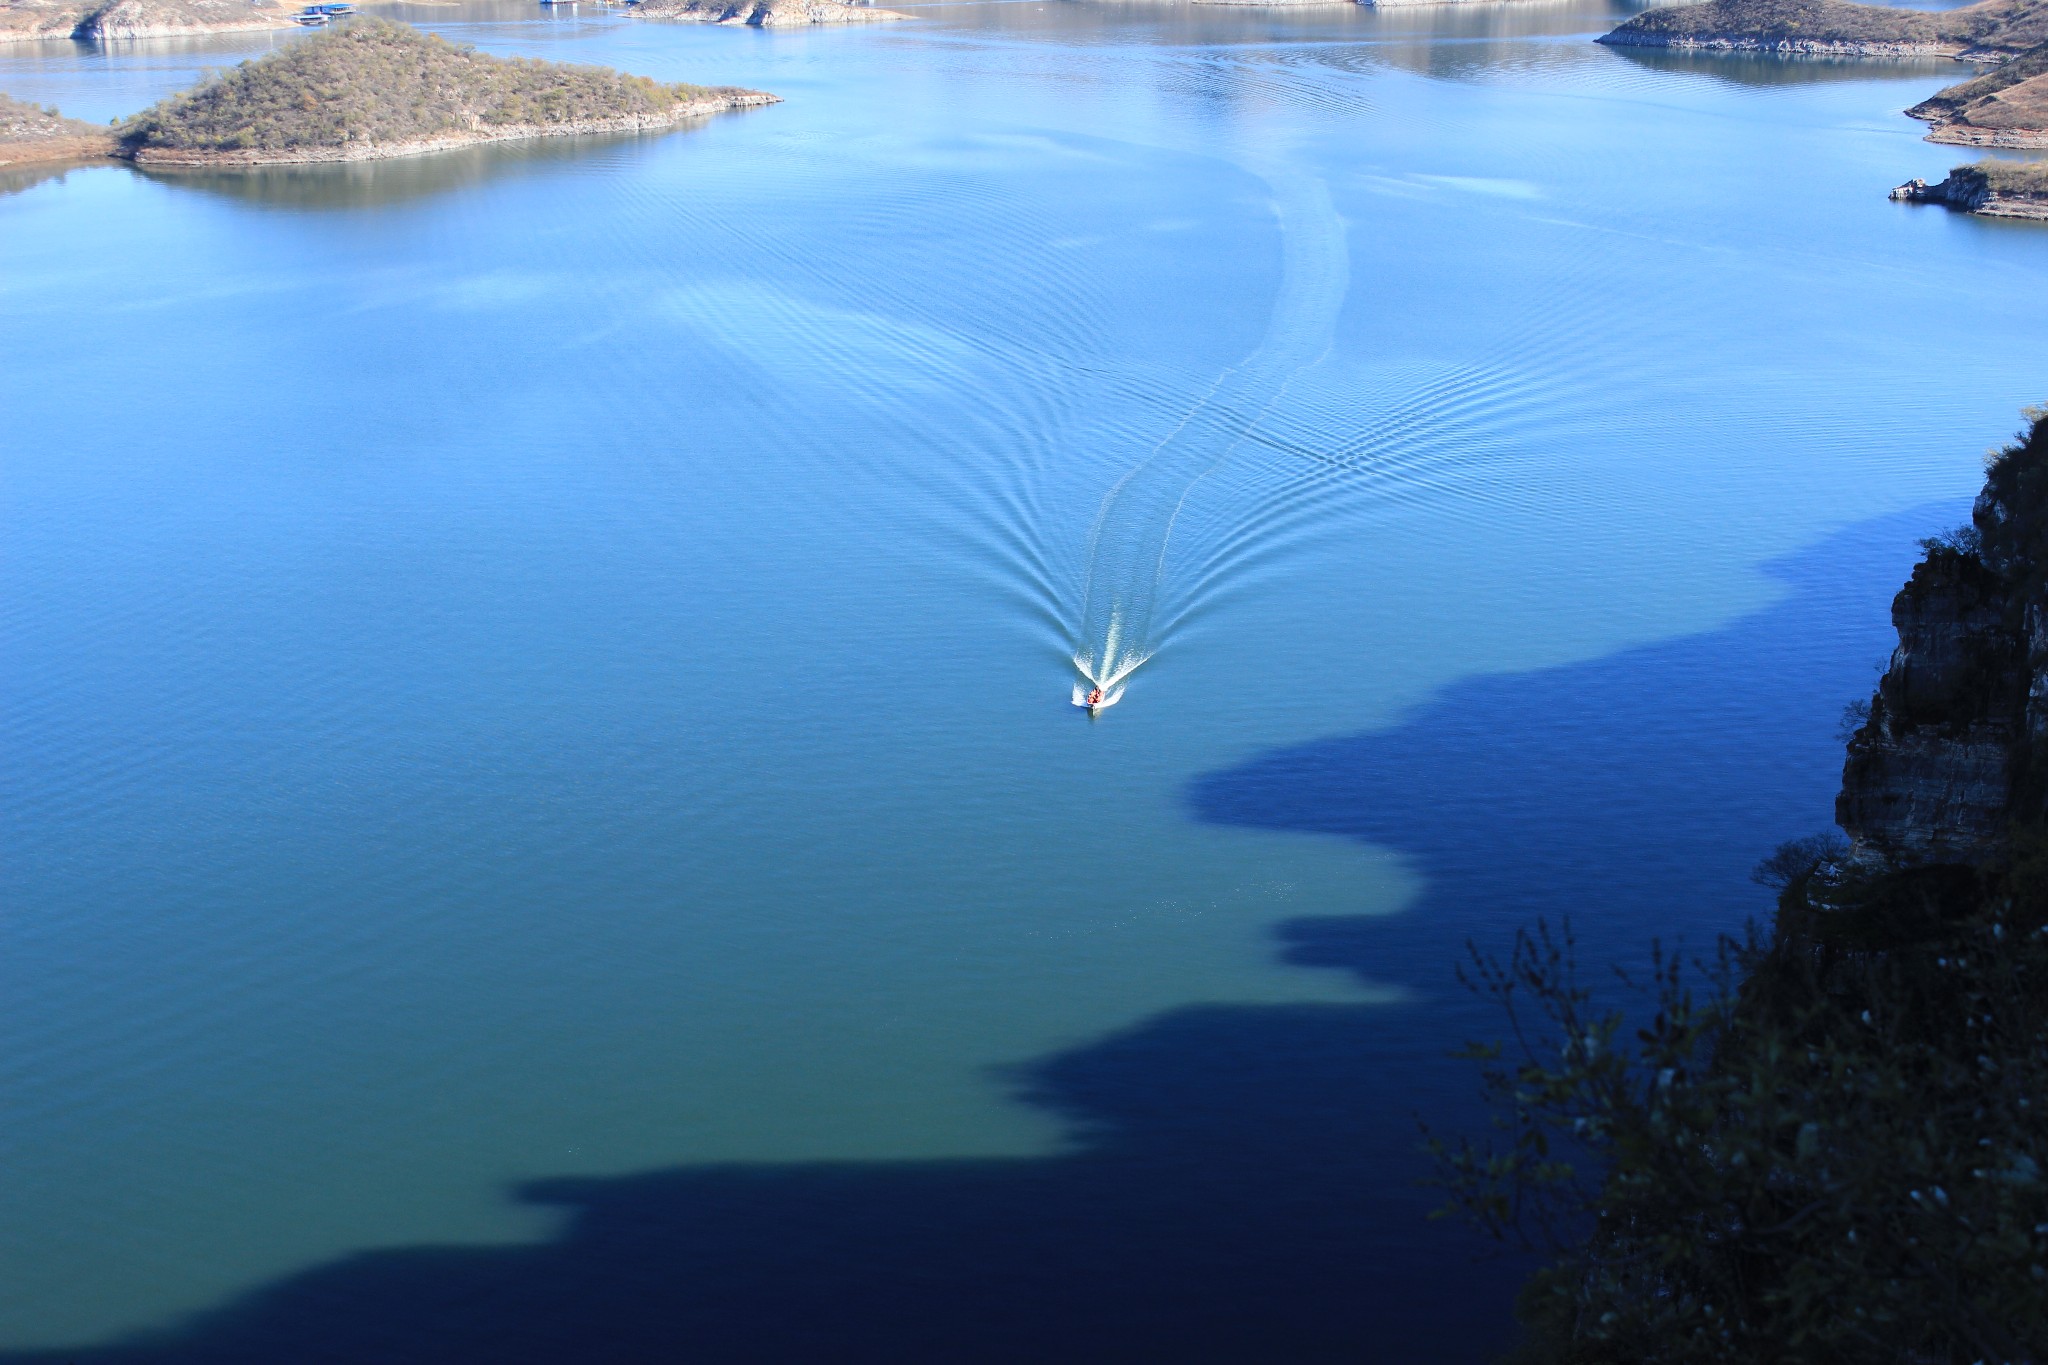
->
1071;150;1349;702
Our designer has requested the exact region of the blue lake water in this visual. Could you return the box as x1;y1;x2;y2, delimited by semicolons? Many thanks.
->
2;2;2045;1357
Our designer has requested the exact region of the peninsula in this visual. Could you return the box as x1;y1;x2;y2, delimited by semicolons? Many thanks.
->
1;0;309;44
627;0;909;27
115;18;776;166
1891;160;2048;218
0;92;113;165
1599;0;2048;61
1908;39;2048;144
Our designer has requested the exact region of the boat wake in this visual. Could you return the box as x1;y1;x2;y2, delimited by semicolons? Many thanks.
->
1071;152;1348;706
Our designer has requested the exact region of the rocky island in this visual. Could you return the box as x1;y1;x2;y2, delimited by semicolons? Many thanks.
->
0;0;312;44
114;18;776;166
1907;39;2048;145
628;0;908;26
1599;0;2048;61
0;92;113;165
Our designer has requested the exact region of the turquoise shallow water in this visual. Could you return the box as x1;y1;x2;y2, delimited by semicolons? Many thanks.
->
2;2;2046;1356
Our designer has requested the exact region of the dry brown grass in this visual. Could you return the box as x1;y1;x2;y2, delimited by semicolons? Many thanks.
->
0;92;115;165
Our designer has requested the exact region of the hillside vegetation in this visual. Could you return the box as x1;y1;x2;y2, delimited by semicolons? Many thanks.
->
118;18;769;160
0;92;95;141
1603;0;2048;58
1973;155;2048;191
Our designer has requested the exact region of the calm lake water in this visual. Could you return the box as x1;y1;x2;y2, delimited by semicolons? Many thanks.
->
3;1;2046;1358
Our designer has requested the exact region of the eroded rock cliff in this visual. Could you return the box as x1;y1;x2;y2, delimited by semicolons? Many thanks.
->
1892;163;2048;219
1839;409;2048;867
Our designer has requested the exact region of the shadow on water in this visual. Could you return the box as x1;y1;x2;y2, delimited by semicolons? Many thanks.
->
0;158;119;199
4;128;719;209
2;509;1946;1365
133;131;685;211
8;1005;1524;1365
1604;44;1962;88
1191;506;1949;985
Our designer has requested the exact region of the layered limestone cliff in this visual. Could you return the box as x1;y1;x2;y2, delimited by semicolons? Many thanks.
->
1839;410;2048;867
1891;163;2048;219
1837;548;2025;864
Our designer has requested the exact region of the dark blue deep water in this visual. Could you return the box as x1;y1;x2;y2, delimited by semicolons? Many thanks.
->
2;0;2044;1357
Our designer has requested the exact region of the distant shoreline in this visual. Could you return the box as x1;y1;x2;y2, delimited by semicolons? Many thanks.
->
1598;32;1965;56
1596;0;2044;64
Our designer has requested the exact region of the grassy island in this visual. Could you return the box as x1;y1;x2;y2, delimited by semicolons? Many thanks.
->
628;0;908;26
0;92;114;166
1909;40;2048;145
116;18;776;166
1600;0;2048;60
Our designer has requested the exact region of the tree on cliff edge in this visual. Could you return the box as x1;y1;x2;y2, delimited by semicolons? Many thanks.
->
1432;412;2048;1364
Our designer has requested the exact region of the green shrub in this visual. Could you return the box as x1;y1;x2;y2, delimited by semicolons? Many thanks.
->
1429;891;2048;1362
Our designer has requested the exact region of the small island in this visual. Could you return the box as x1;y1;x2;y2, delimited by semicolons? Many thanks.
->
1599;0;2048;61
1891;159;2048;218
628;0;909;26
114;18;776;166
1908;39;2048;144
0;92;114;165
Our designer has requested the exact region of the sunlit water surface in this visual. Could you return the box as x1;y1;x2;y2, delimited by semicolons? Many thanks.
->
3;1;2046;1356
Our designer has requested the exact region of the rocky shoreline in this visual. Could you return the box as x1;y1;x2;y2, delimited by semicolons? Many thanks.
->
1601;31;1961;56
627;0;908;25
1598;0;2048;63
1597;31;2029;61
1926;124;2048;148
128;93;777;165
